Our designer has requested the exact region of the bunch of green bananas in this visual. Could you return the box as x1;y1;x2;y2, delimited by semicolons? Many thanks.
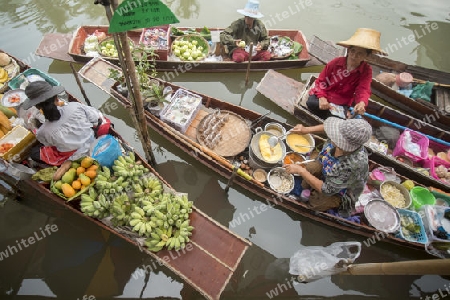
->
144;219;194;252
142;193;194;252
110;193;133;226
80;187;110;219
112;152;149;179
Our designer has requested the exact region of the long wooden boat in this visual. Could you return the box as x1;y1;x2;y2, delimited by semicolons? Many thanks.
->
257;69;450;193
36;25;313;73
308;35;450;131
79;56;449;254
0;50;251;300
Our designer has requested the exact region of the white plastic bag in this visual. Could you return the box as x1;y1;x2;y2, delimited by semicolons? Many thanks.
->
289;242;361;282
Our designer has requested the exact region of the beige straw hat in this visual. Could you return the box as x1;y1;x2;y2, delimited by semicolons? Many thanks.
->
337;28;387;56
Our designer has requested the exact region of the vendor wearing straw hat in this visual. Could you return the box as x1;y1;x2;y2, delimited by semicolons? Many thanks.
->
307;28;387;120
284;118;372;212
23;81;108;166
220;0;271;63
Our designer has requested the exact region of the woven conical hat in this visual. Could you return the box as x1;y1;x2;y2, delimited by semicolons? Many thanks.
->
337;28;387;56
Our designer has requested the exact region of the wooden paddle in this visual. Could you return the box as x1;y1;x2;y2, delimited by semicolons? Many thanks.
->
341;259;450;275
245;42;254;86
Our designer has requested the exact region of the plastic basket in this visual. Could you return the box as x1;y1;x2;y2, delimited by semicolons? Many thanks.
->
423;156;450;182
8;68;60;90
419;205;450;243
430;190;450;207
140;25;170;60
396;208;428;244
410;186;436;210
392;129;429;163
160;88;202;133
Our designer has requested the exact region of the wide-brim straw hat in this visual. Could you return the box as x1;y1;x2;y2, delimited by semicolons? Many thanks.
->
324;117;372;152
22;81;65;110
337;28;387;56
237;0;264;19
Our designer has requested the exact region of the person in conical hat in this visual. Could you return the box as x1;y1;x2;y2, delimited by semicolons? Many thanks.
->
220;0;271;63
306;28;386;120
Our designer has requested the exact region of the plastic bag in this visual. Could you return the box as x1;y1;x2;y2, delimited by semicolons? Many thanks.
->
410;81;435;102
90;134;122;168
289;242;361;282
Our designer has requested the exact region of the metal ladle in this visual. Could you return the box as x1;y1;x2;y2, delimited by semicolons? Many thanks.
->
268;130;290;148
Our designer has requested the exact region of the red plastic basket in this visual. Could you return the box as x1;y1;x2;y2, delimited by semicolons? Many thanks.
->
392;129;429;163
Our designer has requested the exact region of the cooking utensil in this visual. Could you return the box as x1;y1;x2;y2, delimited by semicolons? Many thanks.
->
294;143;315;149
268;130;291;148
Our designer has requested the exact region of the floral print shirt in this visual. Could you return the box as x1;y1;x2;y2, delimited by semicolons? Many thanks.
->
318;141;369;200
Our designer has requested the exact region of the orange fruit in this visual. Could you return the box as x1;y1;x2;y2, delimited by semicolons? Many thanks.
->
76;166;86;176
72;179;82;190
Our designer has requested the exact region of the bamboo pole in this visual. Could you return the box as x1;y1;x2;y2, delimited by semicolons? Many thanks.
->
100;0;156;166
69;63;92;106
341;259;450;275
245;42;253;86
413;78;450;88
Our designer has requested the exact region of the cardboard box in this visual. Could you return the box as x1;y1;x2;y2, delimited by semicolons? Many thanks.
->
0;125;36;162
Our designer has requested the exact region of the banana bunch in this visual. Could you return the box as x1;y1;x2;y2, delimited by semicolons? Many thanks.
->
129;205;156;237
95;170;130;197
144;219;194;252
112;153;149;179
0;68;8;84
110;193;133;226
80;187;110;219
142;176;163;197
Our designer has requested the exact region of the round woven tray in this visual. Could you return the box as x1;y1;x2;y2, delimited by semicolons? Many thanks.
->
0;58;20;94
197;110;251;157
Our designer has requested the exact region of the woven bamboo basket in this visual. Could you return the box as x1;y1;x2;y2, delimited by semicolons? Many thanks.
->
172;34;210;61
0;58;20;93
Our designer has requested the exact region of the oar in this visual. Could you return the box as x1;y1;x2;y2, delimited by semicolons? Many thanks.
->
245;42;254;86
361;111;450;147
341;259;450;275
69;63;92;106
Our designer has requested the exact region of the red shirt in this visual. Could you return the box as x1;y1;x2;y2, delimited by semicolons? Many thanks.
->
310;56;372;107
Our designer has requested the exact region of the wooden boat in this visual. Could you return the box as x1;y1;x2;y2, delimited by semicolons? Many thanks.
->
0;50;251;300
308;35;450;131
78;57;449;254
37;25;312;73
257;69;450;193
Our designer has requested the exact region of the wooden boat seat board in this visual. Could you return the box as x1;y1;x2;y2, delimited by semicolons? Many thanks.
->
36;33;76;63
256;69;304;115
436;88;450;114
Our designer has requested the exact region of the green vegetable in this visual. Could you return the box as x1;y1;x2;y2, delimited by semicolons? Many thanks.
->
32;166;58;182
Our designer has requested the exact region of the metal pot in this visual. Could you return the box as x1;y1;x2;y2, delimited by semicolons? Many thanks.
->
264;122;286;137
250;127;286;166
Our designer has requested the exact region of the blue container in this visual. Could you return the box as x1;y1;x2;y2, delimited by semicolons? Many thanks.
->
396;208;428;244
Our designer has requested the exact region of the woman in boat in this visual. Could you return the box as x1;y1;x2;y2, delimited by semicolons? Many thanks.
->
307;28;387;120
219;0;271;63
22;81;109;166
283;117;372;212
